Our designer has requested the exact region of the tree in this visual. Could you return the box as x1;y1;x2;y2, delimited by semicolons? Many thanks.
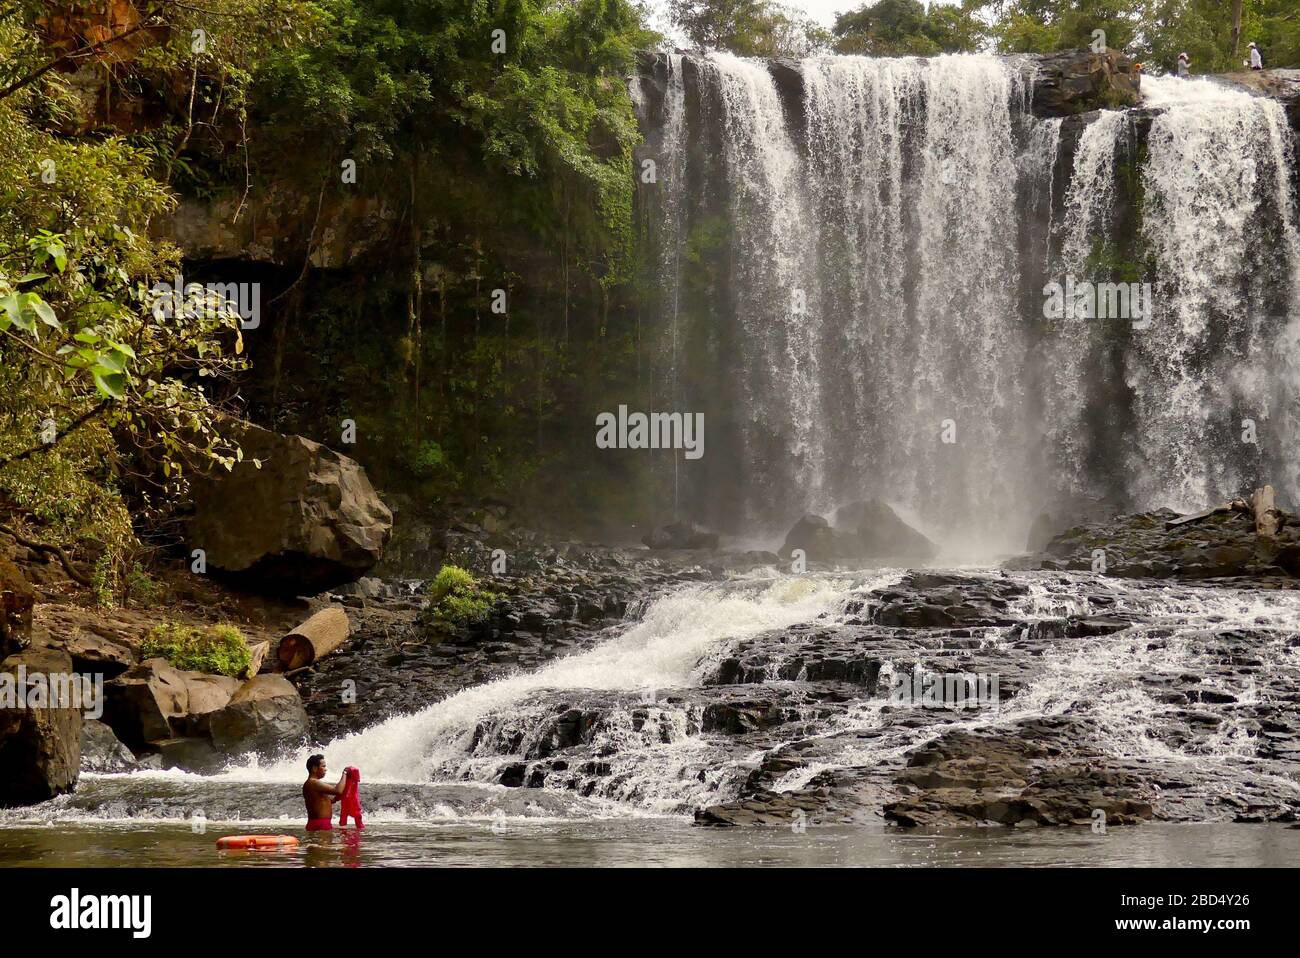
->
834;0;988;56
0;1;297;598
668;0;830;56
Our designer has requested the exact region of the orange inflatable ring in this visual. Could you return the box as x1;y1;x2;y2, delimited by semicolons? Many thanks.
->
216;834;301;850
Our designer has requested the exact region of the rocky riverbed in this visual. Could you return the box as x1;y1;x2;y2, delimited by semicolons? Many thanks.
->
6;502;1300;832
360;566;1295;829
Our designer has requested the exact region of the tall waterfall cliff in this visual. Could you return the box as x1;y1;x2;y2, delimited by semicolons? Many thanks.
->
632;52;1300;552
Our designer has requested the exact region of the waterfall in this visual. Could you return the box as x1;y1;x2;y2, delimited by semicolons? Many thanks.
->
1131;76;1300;509
709;52;826;505
1043;109;1128;497
652;53;1045;548
646;55;1300;540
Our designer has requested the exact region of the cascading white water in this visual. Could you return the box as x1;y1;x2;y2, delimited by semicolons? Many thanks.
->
1131;75;1300;510
798;56;1035;547
220;575;858;786
1042;108;1127;495
708;52;826;503
32;58;1300;835
650;55;1300;539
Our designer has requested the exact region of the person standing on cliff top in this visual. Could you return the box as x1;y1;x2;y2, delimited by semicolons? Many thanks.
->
303;754;346;831
1249;43;1263;71
1177;52;1191;77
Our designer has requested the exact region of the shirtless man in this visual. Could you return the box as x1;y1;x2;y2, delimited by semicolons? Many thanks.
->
303;754;346;831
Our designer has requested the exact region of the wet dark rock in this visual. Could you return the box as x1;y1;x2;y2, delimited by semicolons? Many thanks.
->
155;735;226;774
780;503;935;566
642;521;719;551
1028;48;1141;117
0;647;82;806
871;572;1026;628
882;726;1155;827
835;500;938;562
279;522;1300;830
293;542;723;742
80;720;137;773
0;554;34;657
1011;508;1300;579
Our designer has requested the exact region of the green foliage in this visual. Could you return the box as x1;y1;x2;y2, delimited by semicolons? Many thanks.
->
669;0;831;56
423;564;500;628
141;622;253;677
976;0;1300;72
91;554;117;609
834;0;988;55
124;563;163;608
0;3;269;578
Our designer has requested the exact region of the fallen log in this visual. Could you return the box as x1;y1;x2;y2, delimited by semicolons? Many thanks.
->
1251;485;1284;538
277;607;350;671
1164;491;1289;534
1164;505;1232;529
244;640;270;679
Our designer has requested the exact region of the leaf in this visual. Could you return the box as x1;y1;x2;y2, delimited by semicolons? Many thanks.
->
29;297;59;329
96;352;127;374
91;370;126;399
15;273;48;283
0;293;20;331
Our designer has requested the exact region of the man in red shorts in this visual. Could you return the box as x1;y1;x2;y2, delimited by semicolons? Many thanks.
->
303;754;346;831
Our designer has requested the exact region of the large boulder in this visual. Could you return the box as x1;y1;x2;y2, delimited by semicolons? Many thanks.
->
835;500;937;563
187;422;393;595
0;554;35;658
642;521;720;551
80;719;137;773
176;673;243;737
779;513;849;562
208;674;309;755
779;502;936;566
104;657;247;748
103;658;191;750
0;647;82;806
154;736;227;774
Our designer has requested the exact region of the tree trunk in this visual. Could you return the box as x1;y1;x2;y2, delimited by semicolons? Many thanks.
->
1232;0;1245;58
277;607;351;671
1251;485;1282;538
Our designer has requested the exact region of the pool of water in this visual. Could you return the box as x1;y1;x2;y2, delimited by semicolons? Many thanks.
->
3;821;1297;868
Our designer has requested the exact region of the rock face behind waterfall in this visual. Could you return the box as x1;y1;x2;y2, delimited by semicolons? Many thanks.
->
780;501;936;566
187;422;393;595
1028;48;1140;116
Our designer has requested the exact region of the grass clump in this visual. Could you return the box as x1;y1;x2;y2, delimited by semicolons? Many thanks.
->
140;622;252;677
423;565;499;629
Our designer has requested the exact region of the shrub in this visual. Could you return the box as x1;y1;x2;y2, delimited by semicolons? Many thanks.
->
141;622;252;677
124;563;162;608
423;565;499;628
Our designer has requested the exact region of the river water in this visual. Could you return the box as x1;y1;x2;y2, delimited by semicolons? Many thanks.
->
4;817;1298;868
